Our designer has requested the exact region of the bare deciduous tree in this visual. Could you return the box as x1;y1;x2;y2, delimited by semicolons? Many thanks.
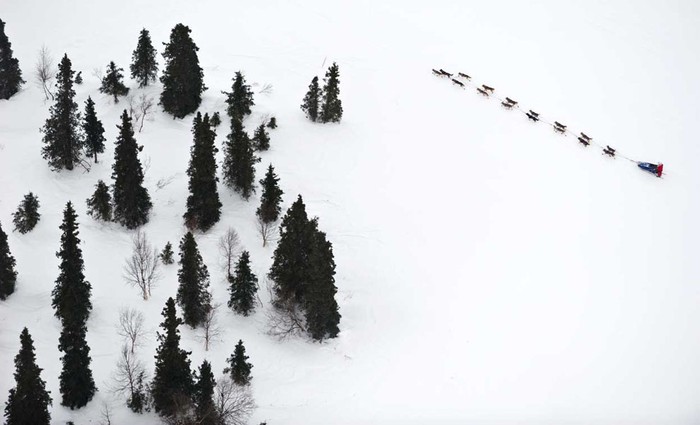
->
117;307;146;354
218;227;241;278
111;344;149;413
124;230;160;300
99;402;113;425
199;302;223;351
216;377;256;425
256;217;277;247
35;45;54;101
265;280;305;339
127;93;155;133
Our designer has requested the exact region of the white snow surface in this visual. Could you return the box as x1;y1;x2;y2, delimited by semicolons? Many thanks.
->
1;0;700;424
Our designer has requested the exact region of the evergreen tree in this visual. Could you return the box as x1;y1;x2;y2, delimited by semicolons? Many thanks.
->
160;24;206;118
152;298;194;416
51;202;92;326
320;62;343;123
223;340;252;386
0;19;24;100
209;111;221;128
0;221;17;301
112;110;152;229
184;112;222;232
256;164;283;224
100;61;129;103
304;224;341;340
194;360;217;425
127;370;147;413
130;28;158;88
222;71;254;122
4;328;52;425
267;116;277;129
176;232;211;327
222;118;259;200
227;251;258;316
74;71;83;85
41;54;83;171
58;318;96;409
300;76;320;122
12;192;40;234
160;242;174;265
252;123;270;151
82;97;106;163
269;195;315;303
86;180;112;221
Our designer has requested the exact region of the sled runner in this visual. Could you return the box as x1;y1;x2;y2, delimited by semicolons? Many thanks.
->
637;162;663;177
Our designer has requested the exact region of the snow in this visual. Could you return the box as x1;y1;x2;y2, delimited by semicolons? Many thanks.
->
1;0;700;424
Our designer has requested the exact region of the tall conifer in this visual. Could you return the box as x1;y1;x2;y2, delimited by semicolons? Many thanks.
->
0;221;17;300
300;76;320;122
0;19;24;100
304;224;340;340
184;112;221;231
222;118;259;200
223;340;252;386
160;24;206;118
99;61;129;103
130;28;158;87
176;232;211;327
82;97;106;163
222;72;254;122
228;251;258;316
194;360;217;425
320;63;343;123
86;180;112;222
12;192;40;234
58;319;96;409
256;164;283;224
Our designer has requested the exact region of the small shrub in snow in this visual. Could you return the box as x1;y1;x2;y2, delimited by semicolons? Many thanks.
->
12;192;40;234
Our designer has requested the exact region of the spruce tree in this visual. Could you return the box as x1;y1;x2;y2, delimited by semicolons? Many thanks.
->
222;118;259;200
100;61;129;103
320;62;343;123
130;28;158;88
227;251;258;316
51;202;92;326
222;71;254;122
160;242;174;265
269;195;314;303
210;111;221;128
74;71;83;85
184;112;222;232
0;19;24;100
194;360;217;425
252;123;270;151
160;24;206;118
127;370;147;413
4;328;52;425
12;192;40;234
256;164;283;224
58;318;96;409
177;232;211;327
223;340;252;386
0;221;17;300
152;298;194;416
112;110;152;229
82;97;106;163
300;76;320;122
304;224;341;340
41;54;83;171
86;180;112;221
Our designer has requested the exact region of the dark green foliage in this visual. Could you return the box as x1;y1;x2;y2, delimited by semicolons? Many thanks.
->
0;19;24;100
51;202;92;326
184;112;221;232
100;61;129;103
4;328;52;425
210;111;221;128
112;110;152;229
256;164;283;224
160;242;174;265
127;370;148;413
130;28;158;88
12;192;40;234
0;221;17;300
269;196;341;340
223;340;252;386
160;24;206;118
194;360;217;425
252;123;270;151
304;225;340;340
223;71;254;122
267;116;277;129
151;298;194;417
222;118;259;200
177;232;211;327
300;76;320;122
74;71;83;85
86;180;112;221
320;62;343;123
58;318;96;409
227;251;258;316
82;97;106;162
41;54;83;171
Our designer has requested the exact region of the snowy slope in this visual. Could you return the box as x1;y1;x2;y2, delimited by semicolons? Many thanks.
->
1;0;700;424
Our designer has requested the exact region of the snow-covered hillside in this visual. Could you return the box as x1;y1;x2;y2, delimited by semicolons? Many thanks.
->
1;0;700;424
